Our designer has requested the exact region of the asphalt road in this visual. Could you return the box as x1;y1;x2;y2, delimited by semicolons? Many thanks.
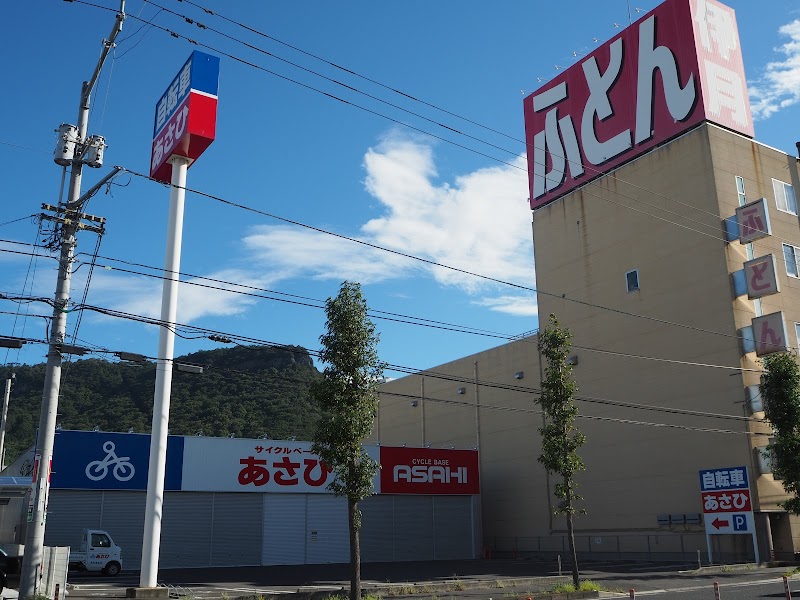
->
57;560;800;599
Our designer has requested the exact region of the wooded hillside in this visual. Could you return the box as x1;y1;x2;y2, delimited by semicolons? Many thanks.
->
0;344;321;464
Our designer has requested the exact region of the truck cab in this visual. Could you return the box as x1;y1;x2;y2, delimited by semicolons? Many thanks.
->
69;529;122;575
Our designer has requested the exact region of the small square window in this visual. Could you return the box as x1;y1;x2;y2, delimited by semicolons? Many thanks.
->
773;179;798;215
625;269;640;293
783;244;800;278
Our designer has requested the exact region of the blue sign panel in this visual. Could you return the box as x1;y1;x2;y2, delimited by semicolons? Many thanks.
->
698;465;749;491
152;50;220;138
51;430;184;490
732;514;748;531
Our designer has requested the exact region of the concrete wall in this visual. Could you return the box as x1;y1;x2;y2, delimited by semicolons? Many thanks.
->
377;124;800;559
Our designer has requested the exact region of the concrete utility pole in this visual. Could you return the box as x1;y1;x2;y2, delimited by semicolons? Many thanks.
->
0;374;13;470
18;4;125;598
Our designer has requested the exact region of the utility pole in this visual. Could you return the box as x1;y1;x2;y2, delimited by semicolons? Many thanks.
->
0;374;13;470
18;4;125;599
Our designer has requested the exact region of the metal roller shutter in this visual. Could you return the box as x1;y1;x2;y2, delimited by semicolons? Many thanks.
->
360;495;393;563
433;496;473;559
306;495;348;564
160;492;213;568
262;494;306;565
99;491;146;571
44;490;102;548
393;496;434;561
211;493;262;566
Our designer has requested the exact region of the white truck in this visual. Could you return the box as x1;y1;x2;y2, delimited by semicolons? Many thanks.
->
3;528;123;576
68;529;123;575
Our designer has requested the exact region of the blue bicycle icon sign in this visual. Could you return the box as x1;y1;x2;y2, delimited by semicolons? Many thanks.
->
85;441;136;482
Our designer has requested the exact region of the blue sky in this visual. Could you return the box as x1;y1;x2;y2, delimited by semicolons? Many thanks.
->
2;0;800;377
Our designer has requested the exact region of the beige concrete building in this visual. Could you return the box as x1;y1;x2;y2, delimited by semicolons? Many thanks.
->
375;122;800;563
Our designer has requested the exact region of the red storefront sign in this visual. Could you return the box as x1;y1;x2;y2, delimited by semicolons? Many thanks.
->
379;446;480;495
701;489;752;513
523;0;752;210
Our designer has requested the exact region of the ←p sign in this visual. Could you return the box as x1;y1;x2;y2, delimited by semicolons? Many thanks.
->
150;51;220;183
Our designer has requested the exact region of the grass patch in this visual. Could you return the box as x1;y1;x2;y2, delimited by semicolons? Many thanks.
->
495;580;506;588
549;580;603;594
385;585;416;596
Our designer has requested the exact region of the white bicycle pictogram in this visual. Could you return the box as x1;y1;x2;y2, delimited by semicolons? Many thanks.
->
85;441;136;482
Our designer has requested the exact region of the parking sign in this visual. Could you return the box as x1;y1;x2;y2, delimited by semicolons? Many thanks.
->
699;466;755;534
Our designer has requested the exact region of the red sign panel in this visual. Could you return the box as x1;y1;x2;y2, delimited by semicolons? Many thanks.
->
379;446;480;495
523;0;752;210
701;489;752;513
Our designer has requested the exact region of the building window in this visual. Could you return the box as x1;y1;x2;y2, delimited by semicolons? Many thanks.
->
784;244;800;277
736;175;746;206
796;323;800;348
773;179;798;215
625;269;640;293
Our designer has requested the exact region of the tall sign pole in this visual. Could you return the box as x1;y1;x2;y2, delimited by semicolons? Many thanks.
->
138;51;219;590
18;5;125;599
140;156;189;587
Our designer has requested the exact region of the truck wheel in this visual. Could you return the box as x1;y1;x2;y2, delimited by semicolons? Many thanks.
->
103;561;121;576
0;571;6;594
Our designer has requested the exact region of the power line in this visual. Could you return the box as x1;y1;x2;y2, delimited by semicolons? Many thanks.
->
142;0;522;160
81;252;518;338
72;1;529;174
0;140;50;155
6;319;760;430
378;391;762;437
120;168;750;346
85;252;763;371
0;236;781;370
18;300;760;426
571;344;763;372
134;0;760;244
0;215;38;229
1;247;764;373
170;0;523;145
3;221;47;366
68;0;780;252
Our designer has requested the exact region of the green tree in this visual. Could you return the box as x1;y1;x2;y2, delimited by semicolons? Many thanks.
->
311;281;386;600
536;314;585;589
760;352;800;514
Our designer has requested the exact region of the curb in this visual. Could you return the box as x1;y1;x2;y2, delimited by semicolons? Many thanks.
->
230;577;598;600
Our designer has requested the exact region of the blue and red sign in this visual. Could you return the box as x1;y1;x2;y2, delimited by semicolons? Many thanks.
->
699;465;754;534
150;50;220;183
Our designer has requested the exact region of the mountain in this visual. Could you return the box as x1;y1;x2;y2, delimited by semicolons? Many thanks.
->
0;344;321;464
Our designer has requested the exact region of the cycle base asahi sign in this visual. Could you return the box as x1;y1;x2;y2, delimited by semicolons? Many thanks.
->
48;430;480;496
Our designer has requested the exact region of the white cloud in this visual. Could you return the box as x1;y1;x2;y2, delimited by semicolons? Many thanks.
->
242;133;535;308
88;268;278;324
750;19;800;120
80;134;537;325
242;226;418;284
473;294;538;317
